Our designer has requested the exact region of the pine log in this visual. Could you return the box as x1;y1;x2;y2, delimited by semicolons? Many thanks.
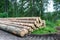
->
0;17;41;23
39;20;46;28
7;24;33;32
41;20;46;27
14;17;41;24
10;20;42;28
0;18;38;28
0;17;42;27
0;20;37;30
0;23;28;37
8;20;42;28
0;21;33;32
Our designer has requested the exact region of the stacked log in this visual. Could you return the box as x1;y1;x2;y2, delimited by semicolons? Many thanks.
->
0;17;42;27
0;21;33;32
0;24;28;37
0;17;46;37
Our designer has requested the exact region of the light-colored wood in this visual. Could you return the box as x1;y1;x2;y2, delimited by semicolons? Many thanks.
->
41;20;46;27
0;17;42;28
0;23;28;37
0;20;37;29
0;17;41;23
39;20;46;28
0;17;46;37
0;21;33;32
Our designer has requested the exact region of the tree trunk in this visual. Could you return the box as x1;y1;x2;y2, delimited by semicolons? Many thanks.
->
0;23;28;37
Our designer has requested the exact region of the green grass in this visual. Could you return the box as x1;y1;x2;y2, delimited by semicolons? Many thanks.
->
56;19;60;26
31;20;57;34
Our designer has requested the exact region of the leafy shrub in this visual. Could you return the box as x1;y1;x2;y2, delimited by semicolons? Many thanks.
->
32;20;57;34
32;26;57;34
56;20;60;26
46;20;56;27
0;12;7;18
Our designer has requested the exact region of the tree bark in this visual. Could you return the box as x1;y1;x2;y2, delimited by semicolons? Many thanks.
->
0;23;28;37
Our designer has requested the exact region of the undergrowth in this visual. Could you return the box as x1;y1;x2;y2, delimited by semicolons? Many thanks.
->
31;20;57;34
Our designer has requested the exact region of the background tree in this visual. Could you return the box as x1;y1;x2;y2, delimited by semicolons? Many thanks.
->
0;0;5;13
0;0;60;20
53;0;60;20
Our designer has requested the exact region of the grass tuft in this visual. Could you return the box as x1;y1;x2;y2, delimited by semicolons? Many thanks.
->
31;20;57;34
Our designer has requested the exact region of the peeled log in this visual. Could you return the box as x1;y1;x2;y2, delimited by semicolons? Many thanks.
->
16;23;36;29
39;20;46;28
0;21;33;32
15;17;41;24
7;24;33;32
0;17;42;23
10;20;42;28
13;17;42;24
0;17;46;37
41;20;46;27
0;20;36;30
0;19;39;27
8;20;42;28
0;17;42;27
0;17;41;23
0;17;45;28
0;23;28;37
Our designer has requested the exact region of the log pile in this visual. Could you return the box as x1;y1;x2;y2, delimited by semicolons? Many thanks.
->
0;17;46;37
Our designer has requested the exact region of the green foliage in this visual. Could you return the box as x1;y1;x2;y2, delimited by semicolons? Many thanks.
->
0;0;44;17
53;0;60;11
0;0;5;12
0;12;7;18
43;12;60;22
32;20;57;34
0;0;60;21
32;26;57;34
43;12;53;20
54;0;60;2
56;20;60;26
46;20;56;27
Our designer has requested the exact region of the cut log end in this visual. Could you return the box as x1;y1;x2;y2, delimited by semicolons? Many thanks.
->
20;29;28;37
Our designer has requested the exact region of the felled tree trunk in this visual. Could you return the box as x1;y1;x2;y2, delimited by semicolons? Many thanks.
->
0;17;41;23
0;17;42;27
0;17;46;37
0;21;33;32
40;20;46;28
0;23;28;37
41;20;46;27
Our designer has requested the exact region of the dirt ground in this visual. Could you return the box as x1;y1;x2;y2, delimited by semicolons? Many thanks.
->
0;30;59;40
